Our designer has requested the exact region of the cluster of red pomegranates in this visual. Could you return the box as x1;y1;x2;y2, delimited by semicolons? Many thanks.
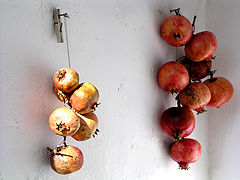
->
47;67;100;174
158;8;233;170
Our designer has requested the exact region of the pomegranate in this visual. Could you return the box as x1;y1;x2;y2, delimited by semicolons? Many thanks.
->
179;82;211;113
72;112;98;141
49;145;84;174
157;61;189;94
53;86;70;103
49;107;80;136
170;138;201;170
53;67;79;93
161;15;193;46
70;82;100;114
160;107;195;139
204;77;233;108
185;31;217;62
189;60;212;81
178;57;212;81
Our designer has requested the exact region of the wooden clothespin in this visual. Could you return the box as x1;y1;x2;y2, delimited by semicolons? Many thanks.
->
53;9;69;43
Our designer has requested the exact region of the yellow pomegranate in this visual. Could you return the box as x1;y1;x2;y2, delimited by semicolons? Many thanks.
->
50;145;84;174
53;67;79;93
72;112;98;141
49;107;80;136
70;82;99;114
53;86;70;103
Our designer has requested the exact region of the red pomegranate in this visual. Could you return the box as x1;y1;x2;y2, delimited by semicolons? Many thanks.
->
161;15;193;46
204;77;233;108
50;145;84;174
160;107;195;139
189;60;212;81
185;31;217;62
170;138;201;170
70;82;100;114
53;67;79;93
179;82;211;113
72;112;98;141
178;57;212;81
158;61;189;94
49;107;80;136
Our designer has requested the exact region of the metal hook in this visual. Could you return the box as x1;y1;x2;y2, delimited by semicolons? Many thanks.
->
59;13;70;18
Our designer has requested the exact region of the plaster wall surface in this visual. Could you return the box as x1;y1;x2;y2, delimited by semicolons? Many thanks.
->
0;1;210;180
206;1;240;180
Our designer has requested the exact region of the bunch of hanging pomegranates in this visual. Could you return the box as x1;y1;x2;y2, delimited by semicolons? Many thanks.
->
158;8;233;170
47;67;100;174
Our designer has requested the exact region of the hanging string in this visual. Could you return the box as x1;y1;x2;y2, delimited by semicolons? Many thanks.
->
63;16;71;68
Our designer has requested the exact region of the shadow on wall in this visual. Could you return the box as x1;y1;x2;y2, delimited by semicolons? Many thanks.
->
207;92;238;170
156;107;175;158
23;57;58;167
152;58;174;164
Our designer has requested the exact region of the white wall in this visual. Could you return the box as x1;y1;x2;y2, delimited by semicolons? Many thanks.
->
206;1;240;180
0;1;209;180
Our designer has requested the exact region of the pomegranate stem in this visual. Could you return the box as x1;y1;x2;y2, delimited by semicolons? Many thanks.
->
192;15;197;32
57;70;66;81
211;56;216;60
56;121;70;132
93;129;100;138
170;8;181;16
175;94;181;108
63;136;67;147
178;162;190;170
47;146;73;158
91;102;101;112
172;129;182;140
209;70;216;80
47;147;54;152
55;152;73;158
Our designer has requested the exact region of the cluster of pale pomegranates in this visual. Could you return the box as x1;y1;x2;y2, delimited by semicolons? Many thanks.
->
47;67;100;174
158;9;233;170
